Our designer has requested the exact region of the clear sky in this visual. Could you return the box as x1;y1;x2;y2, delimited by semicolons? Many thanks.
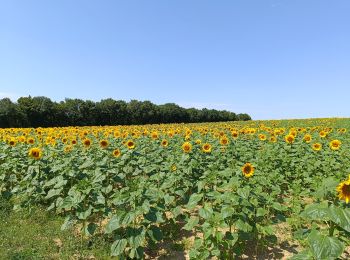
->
1;0;349;120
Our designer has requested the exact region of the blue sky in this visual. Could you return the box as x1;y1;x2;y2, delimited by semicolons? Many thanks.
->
1;0;349;120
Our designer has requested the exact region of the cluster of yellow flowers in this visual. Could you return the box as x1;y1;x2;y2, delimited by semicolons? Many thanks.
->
1;119;348;201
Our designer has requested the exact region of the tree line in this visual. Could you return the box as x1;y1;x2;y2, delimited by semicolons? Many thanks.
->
0;96;251;128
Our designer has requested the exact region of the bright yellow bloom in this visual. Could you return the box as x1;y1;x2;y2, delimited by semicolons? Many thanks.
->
161;139;168;147
83;138;92;148
285;134;295;144
182;142;192;153
28;147;42;160
319;131;327;138
242;163;254;178
303;134;312;143
220;136;229;146
312;143;322;151
112;149;121;157
126;140;135;149
329;139;341;150
258;134;266;141
202;143;212;153
99;139;109;148
337;178;350;204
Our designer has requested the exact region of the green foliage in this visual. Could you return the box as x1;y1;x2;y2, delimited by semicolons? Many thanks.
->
0;96;246;127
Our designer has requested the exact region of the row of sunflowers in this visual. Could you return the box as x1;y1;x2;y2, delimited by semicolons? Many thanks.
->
0;118;349;259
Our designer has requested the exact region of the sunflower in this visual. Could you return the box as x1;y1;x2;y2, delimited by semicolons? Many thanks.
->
319;131;327;138
71;139;77;145
202;143;212;153
28;147;42;160
336;178;350;204
220;136;229;146
9;138;16;146
112;149;121;157
303;134;312;143
27;137;35;144
312;143;322;151
242;163;254;178
269;136;277;143
64;145;72;153
231;131;239;139
285;134;295;144
258;134;266;141
99;139;109;148
171;164;177;171
151;131;158;139
83;138;92;148
161;139;169;147
329;139;341;150
195;139;202;145
126;140;135;149
182;142;192;153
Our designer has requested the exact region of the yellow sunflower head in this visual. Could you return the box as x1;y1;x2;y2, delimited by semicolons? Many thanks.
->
9;138;16;146
99;139;109;148
83;138;92;148
112;149;121;157
151;131;158;139
220;136;229;146
312;143;322;151
202;143;212;153
27;137;35;145
285;134;295;144
329;139;341;151
269;136;277;143
182;142;192;153
242;162;254;178
303;134;312;143
319;131;327;138
28;147;43;160
161;139;169;147
258;134;266;141
64;145;73;153
231;131;239;139
337;179;350;204
126;140;135;149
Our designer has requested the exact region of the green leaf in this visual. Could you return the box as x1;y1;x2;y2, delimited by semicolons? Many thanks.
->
122;211;136;225
256;207;267;217
308;230;345;260
148;226;163;241
79;158;94;169
45;188;63;199
235;219;252;232
221;206;235;219
85;222;98;236
183;216;199;231
105;214;122;234
186;193;203;210
61;215;75;231
328;205;350;232
111;238;128;256
290;250;313;260
164;194;175;205
272;202;286;211
199;205;213;219
300;203;329;220
237;187;250;199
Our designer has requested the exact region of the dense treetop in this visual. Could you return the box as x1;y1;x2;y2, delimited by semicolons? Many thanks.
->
0;96;251;128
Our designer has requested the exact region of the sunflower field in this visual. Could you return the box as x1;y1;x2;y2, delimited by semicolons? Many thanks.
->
1;118;350;259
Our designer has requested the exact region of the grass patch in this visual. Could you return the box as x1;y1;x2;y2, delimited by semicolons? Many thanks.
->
0;198;113;259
